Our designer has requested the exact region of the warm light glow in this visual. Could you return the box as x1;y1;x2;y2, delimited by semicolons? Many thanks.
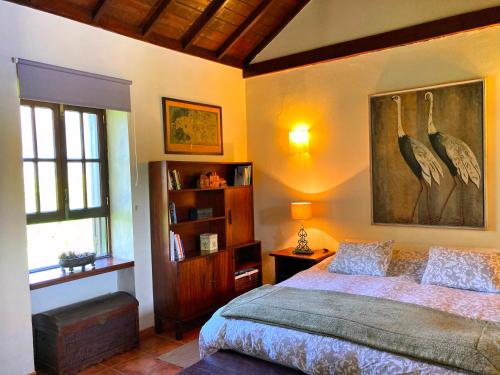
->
290;202;312;220
289;125;309;153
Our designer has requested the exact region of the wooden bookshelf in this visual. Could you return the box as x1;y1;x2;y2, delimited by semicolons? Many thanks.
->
149;160;261;339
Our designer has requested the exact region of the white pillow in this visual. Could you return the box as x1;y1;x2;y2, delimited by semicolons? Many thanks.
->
328;240;394;276
421;246;500;293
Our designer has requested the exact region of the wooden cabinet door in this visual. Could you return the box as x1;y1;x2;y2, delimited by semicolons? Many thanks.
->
210;250;234;305
177;257;212;319
226;187;254;246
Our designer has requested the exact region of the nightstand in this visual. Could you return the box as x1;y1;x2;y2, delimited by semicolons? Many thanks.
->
269;248;335;283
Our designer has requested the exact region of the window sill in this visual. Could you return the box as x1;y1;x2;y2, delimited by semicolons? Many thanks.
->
29;257;134;290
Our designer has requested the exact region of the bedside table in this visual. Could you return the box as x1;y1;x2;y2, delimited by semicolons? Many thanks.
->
269;248;335;283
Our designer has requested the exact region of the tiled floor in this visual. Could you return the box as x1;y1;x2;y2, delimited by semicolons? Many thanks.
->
73;326;202;375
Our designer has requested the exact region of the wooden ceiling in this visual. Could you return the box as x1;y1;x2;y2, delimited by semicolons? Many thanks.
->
8;1;500;78
7;0;310;69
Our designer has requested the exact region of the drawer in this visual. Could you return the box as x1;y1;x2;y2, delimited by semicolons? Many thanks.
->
235;271;259;292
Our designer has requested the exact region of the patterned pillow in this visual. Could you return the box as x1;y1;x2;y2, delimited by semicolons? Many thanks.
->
387;248;428;281
421;246;500;293
328;240;394;276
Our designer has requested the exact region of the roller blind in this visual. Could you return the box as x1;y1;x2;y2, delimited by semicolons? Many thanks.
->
16;59;132;112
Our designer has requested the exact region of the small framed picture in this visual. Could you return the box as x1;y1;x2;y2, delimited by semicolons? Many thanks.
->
162;97;223;155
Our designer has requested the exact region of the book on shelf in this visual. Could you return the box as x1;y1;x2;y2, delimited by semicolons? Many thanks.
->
169;230;185;261
175;234;184;259
234;165;251;186
174;170;182;189
168;202;177;224
167;171;173;190
168;169;182;190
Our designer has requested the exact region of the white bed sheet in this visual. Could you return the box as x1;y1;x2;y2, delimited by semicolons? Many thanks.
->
199;258;499;374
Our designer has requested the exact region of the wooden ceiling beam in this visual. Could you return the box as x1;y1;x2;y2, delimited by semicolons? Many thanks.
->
3;0;242;69
244;6;500;78
243;0;310;66
141;0;173;37
216;0;273;60
92;0;107;22
182;0;227;50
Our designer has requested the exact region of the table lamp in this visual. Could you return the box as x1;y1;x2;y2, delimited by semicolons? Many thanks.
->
290;202;313;254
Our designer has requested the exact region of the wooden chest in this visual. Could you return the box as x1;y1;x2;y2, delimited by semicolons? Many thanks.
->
32;292;139;374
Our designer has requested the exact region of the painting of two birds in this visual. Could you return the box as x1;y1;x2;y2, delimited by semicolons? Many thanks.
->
370;79;484;228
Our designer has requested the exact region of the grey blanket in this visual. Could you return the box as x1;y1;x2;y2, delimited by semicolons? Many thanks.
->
221;285;500;375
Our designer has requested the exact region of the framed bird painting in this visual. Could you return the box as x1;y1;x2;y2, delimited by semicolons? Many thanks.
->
369;79;485;229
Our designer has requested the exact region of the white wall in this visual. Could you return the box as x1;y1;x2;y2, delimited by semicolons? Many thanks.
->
30;273;119;314
254;0;500;62
0;52;35;375
246;25;500;284
0;2;247;373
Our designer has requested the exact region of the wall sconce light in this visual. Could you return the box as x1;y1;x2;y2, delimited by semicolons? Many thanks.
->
289;126;309;154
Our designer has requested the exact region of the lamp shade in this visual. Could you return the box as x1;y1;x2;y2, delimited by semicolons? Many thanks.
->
290;202;312;220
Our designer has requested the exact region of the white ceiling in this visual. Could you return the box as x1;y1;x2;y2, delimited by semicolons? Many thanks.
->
253;0;500;63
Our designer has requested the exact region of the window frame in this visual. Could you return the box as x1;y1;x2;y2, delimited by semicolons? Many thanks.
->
61;104;110;221
21;100;65;223
20;100;111;269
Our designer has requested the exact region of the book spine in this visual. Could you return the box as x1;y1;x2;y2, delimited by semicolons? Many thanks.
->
169;230;175;261
173;170;181;190
180;239;185;259
175;234;184;260
168;170;176;190
174;233;180;260
167;171;173;190
171;202;177;224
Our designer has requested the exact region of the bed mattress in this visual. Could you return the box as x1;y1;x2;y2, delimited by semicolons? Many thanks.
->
199;256;499;374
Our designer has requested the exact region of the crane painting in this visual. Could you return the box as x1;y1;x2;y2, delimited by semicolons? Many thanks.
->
370;79;484;228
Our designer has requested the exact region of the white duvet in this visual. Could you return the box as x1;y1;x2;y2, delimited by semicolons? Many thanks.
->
199;257;499;374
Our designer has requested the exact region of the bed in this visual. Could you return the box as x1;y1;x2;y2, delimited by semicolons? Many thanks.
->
199;247;500;374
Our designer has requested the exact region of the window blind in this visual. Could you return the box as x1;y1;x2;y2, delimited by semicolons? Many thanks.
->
16;59;132;112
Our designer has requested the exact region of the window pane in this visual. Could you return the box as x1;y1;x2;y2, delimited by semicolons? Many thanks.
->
23;162;37;214
20;106;34;158
83;113;99;159
38;162;58;212
26;217;108;270
65;111;82;159
68;162;84;209
35;107;55;158
86;162;101;208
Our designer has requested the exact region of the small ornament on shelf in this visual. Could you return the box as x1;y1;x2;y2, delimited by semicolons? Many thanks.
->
197;172;227;189
198;174;210;189
58;251;96;273
209;172;220;188
200;233;218;253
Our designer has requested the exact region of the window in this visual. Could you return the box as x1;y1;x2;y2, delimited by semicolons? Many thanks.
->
20;100;110;271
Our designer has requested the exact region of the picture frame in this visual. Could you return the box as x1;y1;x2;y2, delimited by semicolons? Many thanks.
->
162;97;223;155
369;78;485;229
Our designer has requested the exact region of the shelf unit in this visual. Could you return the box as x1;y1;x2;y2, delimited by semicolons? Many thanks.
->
149;160;262;339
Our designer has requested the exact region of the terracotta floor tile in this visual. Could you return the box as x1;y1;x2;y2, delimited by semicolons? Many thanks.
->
95;369;123;375
179;328;201;344
77;364;107;374
69;325;202;375
148;362;183;375
158;327;200;344
139;336;183;356
112;356;166;375
101;348;145;367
